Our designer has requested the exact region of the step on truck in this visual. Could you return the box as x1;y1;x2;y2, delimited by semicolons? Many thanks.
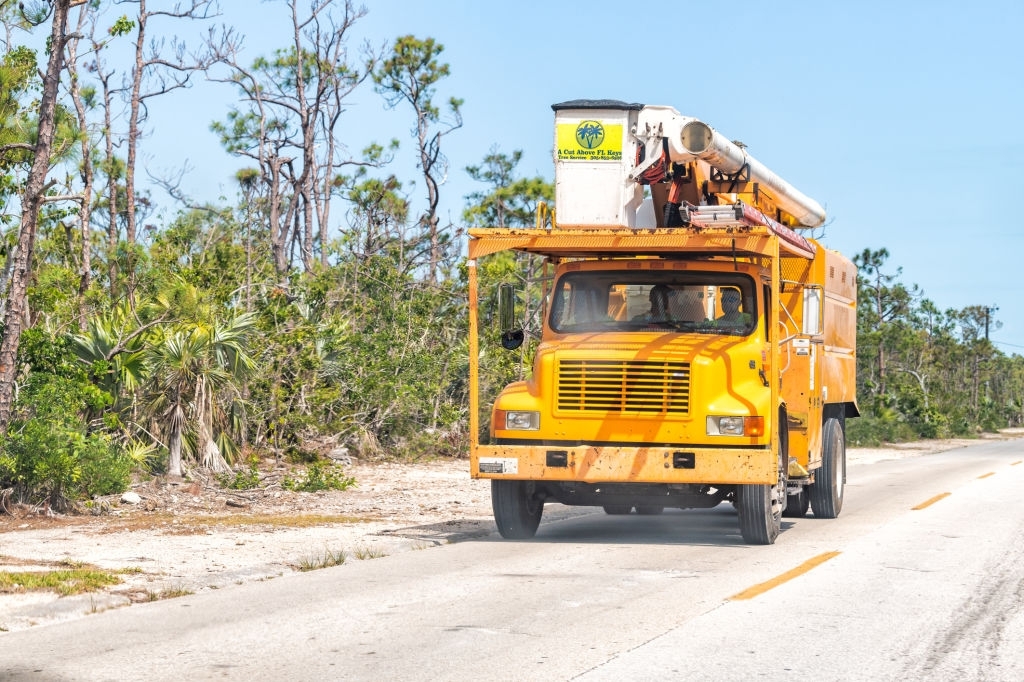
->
466;100;858;544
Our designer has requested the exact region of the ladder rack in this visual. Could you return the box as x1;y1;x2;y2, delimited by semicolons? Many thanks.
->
681;202;817;259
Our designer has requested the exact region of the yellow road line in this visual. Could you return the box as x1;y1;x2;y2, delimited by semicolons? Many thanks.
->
977;472;995;479
912;492;951;510
729;551;841;601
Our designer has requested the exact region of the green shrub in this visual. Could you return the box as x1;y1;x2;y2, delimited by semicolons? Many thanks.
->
218;458;262;490
0;375;130;510
282;462;356;492
846;415;918;447
77;433;132;498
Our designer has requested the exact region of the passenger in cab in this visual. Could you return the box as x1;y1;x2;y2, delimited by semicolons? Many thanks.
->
716;288;749;328
635;284;672;323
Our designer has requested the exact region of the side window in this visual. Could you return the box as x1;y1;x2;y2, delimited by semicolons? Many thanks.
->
550;280;610;330
550;282;570;329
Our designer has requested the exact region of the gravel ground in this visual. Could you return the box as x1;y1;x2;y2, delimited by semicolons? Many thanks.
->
0;435;1011;633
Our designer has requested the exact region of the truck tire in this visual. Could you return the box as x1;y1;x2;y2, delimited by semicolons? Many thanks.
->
602;505;633;515
492;480;544;539
741;403;786;540
736;484;781;544
809;416;845;519
738;408;786;544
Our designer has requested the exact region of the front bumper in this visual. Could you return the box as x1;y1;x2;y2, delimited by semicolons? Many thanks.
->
471;443;777;485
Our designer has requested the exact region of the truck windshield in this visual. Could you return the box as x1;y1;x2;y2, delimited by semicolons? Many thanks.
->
549;272;757;335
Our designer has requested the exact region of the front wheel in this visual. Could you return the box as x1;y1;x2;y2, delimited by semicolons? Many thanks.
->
492;480;544;539
737;409;787;543
809;416;846;519
736;483;781;544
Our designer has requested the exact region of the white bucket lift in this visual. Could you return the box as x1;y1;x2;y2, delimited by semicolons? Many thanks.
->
552;100;645;228
552;100;826;230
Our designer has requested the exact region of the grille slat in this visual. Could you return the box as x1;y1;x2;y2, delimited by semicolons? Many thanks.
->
557;359;690;414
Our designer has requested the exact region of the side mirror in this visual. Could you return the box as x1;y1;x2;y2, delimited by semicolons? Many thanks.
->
501;330;525;350
802;286;823;335
498;283;524;350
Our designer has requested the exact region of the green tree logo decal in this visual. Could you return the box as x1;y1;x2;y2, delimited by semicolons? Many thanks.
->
575;121;605;149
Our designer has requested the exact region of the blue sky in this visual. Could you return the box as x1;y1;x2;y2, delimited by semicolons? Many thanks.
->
114;1;1024;350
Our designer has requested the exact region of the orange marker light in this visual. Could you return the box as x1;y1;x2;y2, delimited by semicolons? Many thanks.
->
744;416;765;437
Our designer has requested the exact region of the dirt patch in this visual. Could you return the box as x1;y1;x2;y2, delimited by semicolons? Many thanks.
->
2;433;1019;633
0;458;501;632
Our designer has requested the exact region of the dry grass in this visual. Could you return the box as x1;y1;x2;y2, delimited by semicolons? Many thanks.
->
187;513;374;528
146;586;193;601
296;548;347;571
352;546;387;560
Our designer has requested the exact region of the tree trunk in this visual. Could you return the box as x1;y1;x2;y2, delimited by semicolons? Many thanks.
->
67;15;94;330
125;0;147;250
167;413;183;478
0;0;72;432
101;67;119;297
165;389;187;478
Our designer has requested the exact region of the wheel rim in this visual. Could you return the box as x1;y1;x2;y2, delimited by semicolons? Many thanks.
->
771;477;785;520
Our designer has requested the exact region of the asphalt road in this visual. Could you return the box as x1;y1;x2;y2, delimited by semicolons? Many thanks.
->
3;438;1023;681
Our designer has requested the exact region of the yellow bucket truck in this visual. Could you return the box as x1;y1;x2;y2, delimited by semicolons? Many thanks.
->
467;100;857;544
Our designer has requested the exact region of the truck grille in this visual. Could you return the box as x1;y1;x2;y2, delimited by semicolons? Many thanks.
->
557;359;690;414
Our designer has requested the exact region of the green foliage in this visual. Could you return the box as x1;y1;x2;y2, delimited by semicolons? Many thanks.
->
71;302;149;399
240;254;469;462
218;457;262;490
846;413;919;447
19;327;89;381
149;208;249;304
281;462;356;492
0;567;123;596
140;310;257;474
109;15;135;38
0;45;39;170
0;46;37;117
0;374;128;510
28;262;80;321
374;35;454;119
852;248;1023;442
12;2;51;29
0;46;36;94
76;432;132;498
345;174;409;242
463;148;554;228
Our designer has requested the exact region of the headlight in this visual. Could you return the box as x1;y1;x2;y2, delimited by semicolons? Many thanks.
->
504;410;540;430
706;416;764;436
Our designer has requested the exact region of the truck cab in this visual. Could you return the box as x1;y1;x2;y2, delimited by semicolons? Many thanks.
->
492;259;770;452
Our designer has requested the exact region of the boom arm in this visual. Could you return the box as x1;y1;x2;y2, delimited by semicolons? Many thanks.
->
633;106;826;228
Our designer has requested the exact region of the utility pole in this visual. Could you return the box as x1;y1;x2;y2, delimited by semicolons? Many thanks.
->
985;305;999;341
